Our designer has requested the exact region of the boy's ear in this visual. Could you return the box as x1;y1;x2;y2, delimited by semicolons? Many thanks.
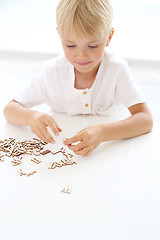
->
106;28;114;47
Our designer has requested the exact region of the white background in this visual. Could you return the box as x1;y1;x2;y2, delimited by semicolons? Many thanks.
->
0;0;160;60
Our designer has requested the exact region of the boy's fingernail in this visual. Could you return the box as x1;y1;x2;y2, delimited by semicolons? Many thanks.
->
63;137;68;143
51;140;55;144
55;132;59;136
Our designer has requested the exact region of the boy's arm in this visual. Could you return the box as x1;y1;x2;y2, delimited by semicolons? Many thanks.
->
3;100;62;143
64;102;153;156
4;100;37;125
101;102;153;142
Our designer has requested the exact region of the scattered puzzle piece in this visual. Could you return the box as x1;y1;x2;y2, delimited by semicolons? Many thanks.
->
0;137;75;176
61;185;72;194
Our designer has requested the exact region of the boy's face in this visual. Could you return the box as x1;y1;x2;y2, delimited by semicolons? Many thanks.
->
59;30;110;74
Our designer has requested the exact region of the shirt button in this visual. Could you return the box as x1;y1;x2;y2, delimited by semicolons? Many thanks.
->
85;103;89;107
83;91;87;95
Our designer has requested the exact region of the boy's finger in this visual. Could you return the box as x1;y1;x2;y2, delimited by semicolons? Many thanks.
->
40;125;55;143
46;118;61;136
67;144;80;151
49;116;62;132
67;138;87;151
57;127;62;132
84;150;92;157
36;128;55;144
74;146;91;156
64;133;83;145
51;118;62;132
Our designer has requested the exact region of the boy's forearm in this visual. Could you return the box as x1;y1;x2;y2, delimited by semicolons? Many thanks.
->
4;101;37;126
101;112;153;142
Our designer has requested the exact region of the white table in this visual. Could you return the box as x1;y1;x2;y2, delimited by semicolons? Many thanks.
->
0;110;160;240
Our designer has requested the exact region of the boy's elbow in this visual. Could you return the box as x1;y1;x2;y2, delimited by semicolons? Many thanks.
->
144;113;153;134
3;100;16;121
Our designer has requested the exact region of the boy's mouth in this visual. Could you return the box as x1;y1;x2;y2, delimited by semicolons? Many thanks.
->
75;61;91;66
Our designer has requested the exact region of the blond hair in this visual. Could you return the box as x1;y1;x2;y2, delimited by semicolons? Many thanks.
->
56;0;113;39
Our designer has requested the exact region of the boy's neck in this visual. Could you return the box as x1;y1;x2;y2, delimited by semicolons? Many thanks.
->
74;63;100;89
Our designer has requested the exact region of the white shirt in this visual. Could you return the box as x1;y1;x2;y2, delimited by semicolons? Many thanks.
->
14;50;145;117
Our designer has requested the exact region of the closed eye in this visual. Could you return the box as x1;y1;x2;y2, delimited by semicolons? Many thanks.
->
67;45;76;48
89;45;98;48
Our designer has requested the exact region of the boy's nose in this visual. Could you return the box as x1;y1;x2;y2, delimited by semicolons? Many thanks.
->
76;49;88;60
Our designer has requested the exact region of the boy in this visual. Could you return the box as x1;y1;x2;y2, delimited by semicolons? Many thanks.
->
4;0;153;156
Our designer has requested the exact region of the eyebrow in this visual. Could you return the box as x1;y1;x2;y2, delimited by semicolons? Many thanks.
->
63;40;100;44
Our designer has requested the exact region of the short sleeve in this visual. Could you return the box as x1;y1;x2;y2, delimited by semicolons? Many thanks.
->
14;71;46;108
115;61;146;108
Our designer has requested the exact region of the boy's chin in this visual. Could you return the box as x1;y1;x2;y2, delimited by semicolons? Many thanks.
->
74;64;94;73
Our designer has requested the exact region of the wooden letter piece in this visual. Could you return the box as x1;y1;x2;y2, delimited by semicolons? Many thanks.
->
31;158;41;164
0;154;4;162
40;149;51;155
33;149;40;156
11;159;22;166
17;169;37;176
51;150;61;155
61;185;72;194
48;162;56;169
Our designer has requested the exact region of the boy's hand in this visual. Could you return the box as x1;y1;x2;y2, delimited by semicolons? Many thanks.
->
64;125;103;157
29;112;62;143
